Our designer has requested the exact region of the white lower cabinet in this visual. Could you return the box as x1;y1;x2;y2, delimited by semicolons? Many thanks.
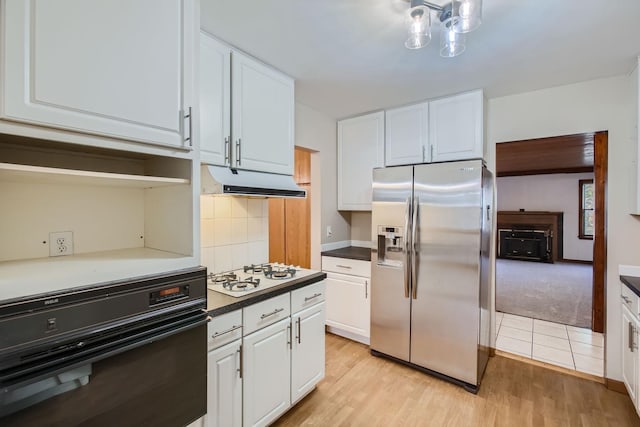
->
622;304;639;410
322;256;371;345
207;339;242;427
620;281;640;417
206;282;326;427
243;317;292;427
291;302;326;404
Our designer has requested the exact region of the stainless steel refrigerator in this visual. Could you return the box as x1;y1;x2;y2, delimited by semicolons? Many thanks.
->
370;159;492;393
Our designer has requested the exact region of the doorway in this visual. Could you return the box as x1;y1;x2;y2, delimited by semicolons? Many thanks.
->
494;132;607;377
268;147;312;268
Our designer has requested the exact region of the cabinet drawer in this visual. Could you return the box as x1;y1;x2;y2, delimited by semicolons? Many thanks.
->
291;281;326;314
243;293;291;335
208;309;243;351
322;256;370;277
621;283;640;317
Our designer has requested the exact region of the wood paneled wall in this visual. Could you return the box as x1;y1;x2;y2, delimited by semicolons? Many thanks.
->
269;148;311;268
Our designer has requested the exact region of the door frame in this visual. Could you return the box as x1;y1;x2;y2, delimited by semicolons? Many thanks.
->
494;131;607;332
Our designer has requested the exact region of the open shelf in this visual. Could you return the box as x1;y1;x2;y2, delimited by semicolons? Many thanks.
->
0;248;199;302
0;162;189;188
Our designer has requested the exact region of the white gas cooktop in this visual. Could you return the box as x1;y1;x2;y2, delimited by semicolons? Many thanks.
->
207;263;317;298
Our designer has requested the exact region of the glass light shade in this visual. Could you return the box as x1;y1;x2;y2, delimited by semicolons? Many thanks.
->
440;19;466;57
404;6;431;49
452;0;482;33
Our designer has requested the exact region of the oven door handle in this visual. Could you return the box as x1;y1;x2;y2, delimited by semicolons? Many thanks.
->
0;310;208;390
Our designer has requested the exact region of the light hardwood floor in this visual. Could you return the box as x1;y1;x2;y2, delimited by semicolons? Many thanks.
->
274;333;639;426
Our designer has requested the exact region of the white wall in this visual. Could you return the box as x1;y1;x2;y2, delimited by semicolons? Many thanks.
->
200;196;269;273
295;102;350;269
497;173;594;261
350;211;372;244
487;74;640;382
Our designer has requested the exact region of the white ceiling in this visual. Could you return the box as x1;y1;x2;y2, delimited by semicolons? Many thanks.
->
201;0;640;119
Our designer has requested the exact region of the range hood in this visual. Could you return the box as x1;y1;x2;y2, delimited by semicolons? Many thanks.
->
201;165;306;198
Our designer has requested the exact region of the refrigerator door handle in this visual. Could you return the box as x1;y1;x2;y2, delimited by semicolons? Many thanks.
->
411;196;419;300
403;196;411;298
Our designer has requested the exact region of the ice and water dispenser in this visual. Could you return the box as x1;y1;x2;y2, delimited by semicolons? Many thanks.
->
376;226;404;268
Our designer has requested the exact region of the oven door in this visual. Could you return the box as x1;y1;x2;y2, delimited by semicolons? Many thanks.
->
1;311;207;427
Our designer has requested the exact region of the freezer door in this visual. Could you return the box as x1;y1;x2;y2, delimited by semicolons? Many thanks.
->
370;166;413;361
410;160;483;385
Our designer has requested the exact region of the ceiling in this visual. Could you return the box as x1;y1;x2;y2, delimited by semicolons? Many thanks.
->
201;1;640;119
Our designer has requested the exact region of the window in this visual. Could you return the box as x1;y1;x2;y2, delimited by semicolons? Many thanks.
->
579;179;594;239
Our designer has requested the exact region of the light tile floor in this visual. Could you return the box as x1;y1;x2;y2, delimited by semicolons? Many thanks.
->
496;312;604;376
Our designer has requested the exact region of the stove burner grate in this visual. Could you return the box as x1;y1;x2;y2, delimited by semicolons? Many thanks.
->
208;272;237;283
264;265;297;280
222;276;261;291
243;263;272;274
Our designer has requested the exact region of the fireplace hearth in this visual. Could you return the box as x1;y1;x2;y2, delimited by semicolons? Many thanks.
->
497;211;563;263
498;229;551;262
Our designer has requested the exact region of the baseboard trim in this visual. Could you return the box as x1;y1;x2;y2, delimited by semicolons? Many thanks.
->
559;258;593;265
606;378;629;395
325;325;370;345
494;349;605;384
489;347;496;357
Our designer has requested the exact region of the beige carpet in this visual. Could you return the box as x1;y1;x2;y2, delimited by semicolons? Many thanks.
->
496;258;592;328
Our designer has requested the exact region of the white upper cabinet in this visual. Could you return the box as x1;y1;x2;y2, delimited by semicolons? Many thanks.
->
385;103;429;166
199;36;294;175
231;51;294;175
429;90;483;162
1;0;194;150
200;33;231;166
337;112;385;211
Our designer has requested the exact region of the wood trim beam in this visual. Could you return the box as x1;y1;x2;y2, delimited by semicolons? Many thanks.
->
592;131;607;333
497;166;594;178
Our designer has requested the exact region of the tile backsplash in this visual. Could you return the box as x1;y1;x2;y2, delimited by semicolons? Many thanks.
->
200;196;269;274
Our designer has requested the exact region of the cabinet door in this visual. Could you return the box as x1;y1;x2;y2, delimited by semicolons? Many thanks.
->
243;317;291;427
2;0;193;149
291;302;326;404
337;112;385;210
325;272;370;341
200;32;231;166
207;340;242;427
385;103;429;166
231;51;294;175
429;90;483;162
622;305;638;404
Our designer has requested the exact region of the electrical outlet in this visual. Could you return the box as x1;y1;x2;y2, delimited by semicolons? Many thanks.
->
326;226;333;237
49;231;74;257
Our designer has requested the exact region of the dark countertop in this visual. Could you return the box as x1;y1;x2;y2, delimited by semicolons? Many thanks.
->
621;275;640;298
321;246;371;262
207;271;327;317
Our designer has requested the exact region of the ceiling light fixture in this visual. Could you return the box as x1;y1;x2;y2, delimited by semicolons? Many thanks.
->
405;0;481;57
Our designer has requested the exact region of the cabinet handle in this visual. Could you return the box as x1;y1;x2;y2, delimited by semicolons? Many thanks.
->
430;144;434;160
422;145;426;162
296;317;301;344
184;106;193;146
260;308;284;319
287;323;292;349
212;324;242;338
224;136;230;165
336;264;352;269
622;295;632;304
365;280;368;299
236;138;242;166
237;345;243;378
304;293;323;302
630;322;635;352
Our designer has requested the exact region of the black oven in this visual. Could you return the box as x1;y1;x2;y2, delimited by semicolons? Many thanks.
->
0;268;208;427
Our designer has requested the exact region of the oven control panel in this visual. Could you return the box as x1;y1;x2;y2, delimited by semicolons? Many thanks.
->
149;285;190;306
